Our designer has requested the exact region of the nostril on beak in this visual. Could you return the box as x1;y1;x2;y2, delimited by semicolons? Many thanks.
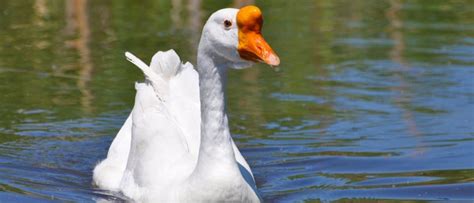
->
257;46;263;54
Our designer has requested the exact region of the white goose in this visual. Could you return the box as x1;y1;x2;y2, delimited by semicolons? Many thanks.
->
93;5;279;202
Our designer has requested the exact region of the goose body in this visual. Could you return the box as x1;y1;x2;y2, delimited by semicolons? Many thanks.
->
93;6;279;202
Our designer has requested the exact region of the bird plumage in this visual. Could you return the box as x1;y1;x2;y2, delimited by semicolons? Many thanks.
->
94;50;257;202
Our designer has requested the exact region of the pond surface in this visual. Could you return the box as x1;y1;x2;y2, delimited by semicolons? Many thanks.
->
0;0;473;202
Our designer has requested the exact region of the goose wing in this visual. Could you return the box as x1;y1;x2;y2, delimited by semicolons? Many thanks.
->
120;51;199;196
93;50;200;191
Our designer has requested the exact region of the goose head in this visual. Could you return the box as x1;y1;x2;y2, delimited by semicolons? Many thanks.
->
198;5;280;69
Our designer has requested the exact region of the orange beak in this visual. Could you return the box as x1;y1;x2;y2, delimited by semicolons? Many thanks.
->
237;6;280;67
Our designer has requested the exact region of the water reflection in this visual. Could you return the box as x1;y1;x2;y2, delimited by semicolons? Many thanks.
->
0;0;472;202
65;0;94;114
386;0;424;156
233;0;254;8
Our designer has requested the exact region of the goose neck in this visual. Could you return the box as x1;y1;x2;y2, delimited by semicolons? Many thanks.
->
194;50;238;173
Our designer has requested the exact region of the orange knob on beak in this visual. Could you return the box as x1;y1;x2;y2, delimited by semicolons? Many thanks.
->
237;6;280;67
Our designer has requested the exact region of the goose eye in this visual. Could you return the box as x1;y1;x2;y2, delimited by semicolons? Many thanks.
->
224;20;232;28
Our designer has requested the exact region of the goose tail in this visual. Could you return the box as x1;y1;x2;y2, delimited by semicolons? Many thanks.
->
125;50;181;101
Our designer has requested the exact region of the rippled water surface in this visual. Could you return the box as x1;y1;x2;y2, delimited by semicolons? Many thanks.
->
1;0;473;202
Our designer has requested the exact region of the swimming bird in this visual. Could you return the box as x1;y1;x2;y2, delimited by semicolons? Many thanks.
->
93;5;279;202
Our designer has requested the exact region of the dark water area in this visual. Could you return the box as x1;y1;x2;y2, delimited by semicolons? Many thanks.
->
0;0;473;202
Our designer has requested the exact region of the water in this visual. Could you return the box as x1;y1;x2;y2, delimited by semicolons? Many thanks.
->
0;0;473;202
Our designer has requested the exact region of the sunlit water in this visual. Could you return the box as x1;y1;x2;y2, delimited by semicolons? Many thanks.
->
0;0;473;202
